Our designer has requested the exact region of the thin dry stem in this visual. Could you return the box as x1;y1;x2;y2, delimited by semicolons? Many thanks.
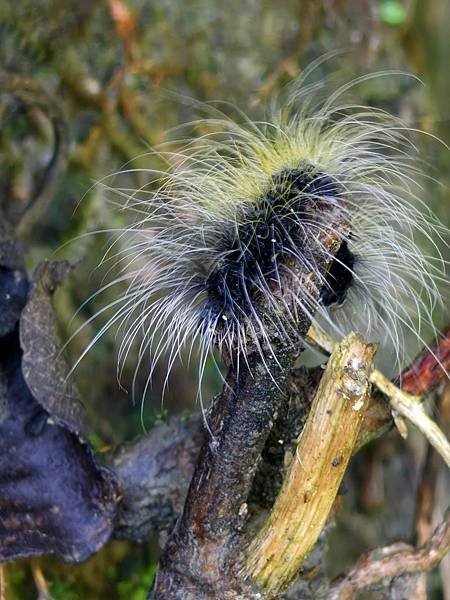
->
0;566;5;600
327;510;450;600
31;561;50;600
370;369;450;468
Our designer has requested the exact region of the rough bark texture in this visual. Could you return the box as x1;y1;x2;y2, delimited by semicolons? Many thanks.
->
110;416;205;542
150;347;297;599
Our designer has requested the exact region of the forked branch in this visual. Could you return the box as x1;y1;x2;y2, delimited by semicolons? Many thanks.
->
308;326;450;468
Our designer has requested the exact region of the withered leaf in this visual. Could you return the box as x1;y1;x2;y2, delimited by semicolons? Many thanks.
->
0;259;121;564
20;260;87;438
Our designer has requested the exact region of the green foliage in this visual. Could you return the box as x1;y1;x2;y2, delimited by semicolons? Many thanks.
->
379;0;407;26
116;562;157;600
3;543;157;599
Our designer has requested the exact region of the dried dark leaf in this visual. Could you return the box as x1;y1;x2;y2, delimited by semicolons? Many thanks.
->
20;260;87;438
0;364;9;424
0;259;121;564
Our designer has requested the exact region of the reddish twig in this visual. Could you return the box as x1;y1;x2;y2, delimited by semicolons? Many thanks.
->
400;326;450;396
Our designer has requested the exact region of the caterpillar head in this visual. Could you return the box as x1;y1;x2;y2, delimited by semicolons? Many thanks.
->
78;75;448;392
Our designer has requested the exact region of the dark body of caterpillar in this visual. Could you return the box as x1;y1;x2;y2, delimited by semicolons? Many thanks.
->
76;78;447;389
204;166;356;332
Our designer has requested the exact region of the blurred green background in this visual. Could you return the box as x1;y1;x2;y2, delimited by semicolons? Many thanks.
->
0;0;449;598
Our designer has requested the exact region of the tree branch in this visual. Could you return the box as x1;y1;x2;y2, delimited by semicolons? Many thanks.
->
108;417;205;542
108;328;449;544
327;510;450;600
370;368;450;468
0;72;69;234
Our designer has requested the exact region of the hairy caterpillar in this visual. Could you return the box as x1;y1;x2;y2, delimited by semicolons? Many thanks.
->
75;68;448;398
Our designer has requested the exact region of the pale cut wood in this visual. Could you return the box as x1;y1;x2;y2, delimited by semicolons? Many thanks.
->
246;333;377;595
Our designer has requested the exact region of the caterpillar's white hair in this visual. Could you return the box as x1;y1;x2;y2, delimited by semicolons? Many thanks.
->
72;67;449;398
